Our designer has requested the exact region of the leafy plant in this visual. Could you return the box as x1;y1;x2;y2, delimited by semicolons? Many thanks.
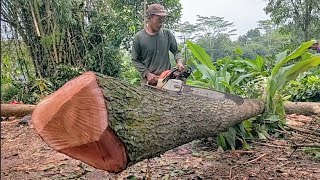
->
120;52;141;86
265;40;320;120
186;40;320;150
286;74;320;102
6;78;54;104
49;64;85;90
303;147;320;161
186;40;264;150
186;40;255;94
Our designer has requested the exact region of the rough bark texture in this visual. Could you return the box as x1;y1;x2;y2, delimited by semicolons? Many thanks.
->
31;72;265;172
1;104;36;117
285;102;320;116
96;74;265;164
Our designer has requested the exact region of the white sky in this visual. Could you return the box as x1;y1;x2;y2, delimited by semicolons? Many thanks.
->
179;0;270;39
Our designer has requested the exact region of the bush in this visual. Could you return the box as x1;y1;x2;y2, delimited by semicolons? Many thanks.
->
1;64;85;104
287;74;320;102
49;64;86;90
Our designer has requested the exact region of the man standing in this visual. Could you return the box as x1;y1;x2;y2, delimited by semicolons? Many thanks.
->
131;4;185;86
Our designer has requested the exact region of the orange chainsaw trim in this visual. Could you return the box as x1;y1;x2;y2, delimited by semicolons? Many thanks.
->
159;70;171;79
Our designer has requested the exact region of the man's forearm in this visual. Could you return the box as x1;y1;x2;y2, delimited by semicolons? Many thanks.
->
173;50;184;64
132;59;150;78
176;57;185;64
175;53;185;65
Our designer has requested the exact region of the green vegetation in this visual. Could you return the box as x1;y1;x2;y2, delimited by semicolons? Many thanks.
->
1;0;181;102
185;40;320;150
1;0;319;150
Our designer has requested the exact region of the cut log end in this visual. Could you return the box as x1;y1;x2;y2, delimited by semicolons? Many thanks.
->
59;126;128;172
31;71;128;172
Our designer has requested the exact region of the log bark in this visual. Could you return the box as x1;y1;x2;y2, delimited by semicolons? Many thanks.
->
3;101;315;119
285;102;320;116
31;71;265;173
1;104;36;117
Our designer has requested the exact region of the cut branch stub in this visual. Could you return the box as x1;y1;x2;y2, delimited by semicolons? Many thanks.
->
31;71;127;172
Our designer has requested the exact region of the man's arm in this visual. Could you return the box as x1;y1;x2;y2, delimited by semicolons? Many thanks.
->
168;30;185;71
131;36;150;78
168;30;184;63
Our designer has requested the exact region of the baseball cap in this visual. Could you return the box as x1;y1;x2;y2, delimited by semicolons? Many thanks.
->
146;4;168;16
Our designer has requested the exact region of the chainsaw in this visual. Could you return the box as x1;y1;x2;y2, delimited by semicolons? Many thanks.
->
147;67;244;105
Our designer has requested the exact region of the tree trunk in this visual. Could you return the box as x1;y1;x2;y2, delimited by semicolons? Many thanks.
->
97;74;265;162
31;72;265;173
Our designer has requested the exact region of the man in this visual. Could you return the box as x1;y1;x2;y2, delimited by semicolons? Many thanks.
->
310;41;320;53
131;4;185;86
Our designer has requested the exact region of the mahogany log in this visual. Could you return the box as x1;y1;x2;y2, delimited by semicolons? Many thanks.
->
32;71;265;173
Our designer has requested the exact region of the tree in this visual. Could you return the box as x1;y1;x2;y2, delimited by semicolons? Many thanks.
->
0;0;182;79
195;15;236;40
236;24;292;59
174;21;198;40
257;20;276;34
174;16;237;60
264;0;320;42
238;28;262;45
197;33;234;60
31;71;265;173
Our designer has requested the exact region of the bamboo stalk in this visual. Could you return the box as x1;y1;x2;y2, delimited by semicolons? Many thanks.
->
29;1;41;37
144;0;147;28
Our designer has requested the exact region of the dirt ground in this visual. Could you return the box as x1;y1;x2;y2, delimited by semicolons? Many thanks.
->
1;115;320;180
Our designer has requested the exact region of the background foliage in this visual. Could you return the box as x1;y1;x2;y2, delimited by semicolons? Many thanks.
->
1;0;320;150
1;0;181;103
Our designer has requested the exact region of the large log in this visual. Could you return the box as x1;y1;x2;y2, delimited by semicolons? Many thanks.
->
31;71;265;173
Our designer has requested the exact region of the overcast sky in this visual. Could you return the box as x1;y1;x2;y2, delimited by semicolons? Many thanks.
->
179;0;270;39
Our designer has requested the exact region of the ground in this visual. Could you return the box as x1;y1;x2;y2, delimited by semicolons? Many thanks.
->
1;115;320;180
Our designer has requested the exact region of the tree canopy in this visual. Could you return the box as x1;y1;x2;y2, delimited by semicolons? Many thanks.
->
264;0;320;42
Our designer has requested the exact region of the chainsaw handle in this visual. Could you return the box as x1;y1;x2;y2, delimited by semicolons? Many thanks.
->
162;68;178;83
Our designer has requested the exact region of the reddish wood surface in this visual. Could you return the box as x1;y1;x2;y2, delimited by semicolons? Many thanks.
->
32;71;127;172
60;126;128;172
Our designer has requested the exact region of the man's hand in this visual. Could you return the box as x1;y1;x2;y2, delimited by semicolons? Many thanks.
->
176;59;185;72
146;72;159;86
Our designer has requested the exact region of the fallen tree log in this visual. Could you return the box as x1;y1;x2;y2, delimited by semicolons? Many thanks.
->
31;71;265;173
1;104;36;118
2;101;314;119
285;102;320;116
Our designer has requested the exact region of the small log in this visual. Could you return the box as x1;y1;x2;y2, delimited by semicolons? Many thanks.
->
285;102;320;116
293;143;320;148
1;104;36;118
285;125;320;137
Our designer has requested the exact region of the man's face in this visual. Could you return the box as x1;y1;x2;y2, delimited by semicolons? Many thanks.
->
149;15;166;32
311;43;319;50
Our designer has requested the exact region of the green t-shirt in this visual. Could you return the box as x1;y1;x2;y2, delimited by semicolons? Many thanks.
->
131;28;183;80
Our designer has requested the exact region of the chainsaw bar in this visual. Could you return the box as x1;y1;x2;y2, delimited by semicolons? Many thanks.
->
181;85;244;105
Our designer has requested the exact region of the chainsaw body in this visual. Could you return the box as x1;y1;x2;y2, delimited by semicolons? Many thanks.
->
146;67;245;105
160;79;183;92
148;67;191;92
